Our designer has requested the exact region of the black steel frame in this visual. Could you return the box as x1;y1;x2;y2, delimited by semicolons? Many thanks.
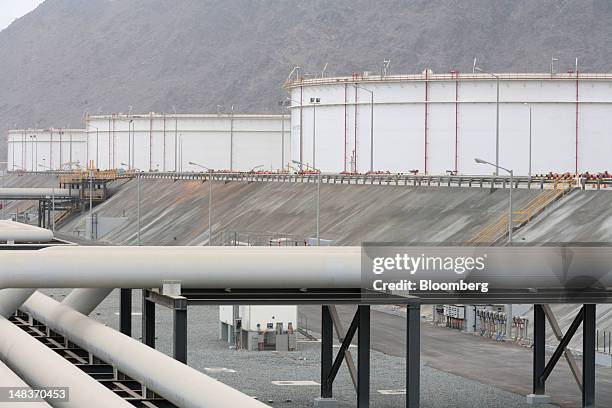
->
130;288;421;408
532;304;596;407
141;289;188;364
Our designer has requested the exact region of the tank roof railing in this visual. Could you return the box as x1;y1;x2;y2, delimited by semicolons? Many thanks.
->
284;72;612;88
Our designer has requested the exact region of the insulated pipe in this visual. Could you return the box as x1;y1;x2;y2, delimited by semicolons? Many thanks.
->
0;220;53;243
0;246;363;288
0;288;35;317
0;316;132;408
0;360;52;407
61;288;113;315
3;246;612;291
0;188;77;199
21;292;268;408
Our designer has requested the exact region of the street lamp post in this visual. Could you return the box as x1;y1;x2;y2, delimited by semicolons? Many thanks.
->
523;103;533;177
476;159;514;324
474;67;500;175
35;135;38;172
292;159;320;246
309;97;320;168
172;106;178;172
89;167;94;240
355;85;375;172
178;134;183;172
90;125;99;169
128;119;134;169
0;161;6;220
121;163;141;245
230;105;234;171
59;129;64;169
29;135;37;172
278;100;291;171
475;158;513;244
189;161;213;246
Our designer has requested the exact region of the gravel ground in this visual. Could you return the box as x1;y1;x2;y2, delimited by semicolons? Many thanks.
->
40;289;558;408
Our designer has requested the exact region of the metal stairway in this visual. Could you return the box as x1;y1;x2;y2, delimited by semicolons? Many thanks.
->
468;177;575;245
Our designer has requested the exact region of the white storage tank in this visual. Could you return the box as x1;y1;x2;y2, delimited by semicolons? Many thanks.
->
285;71;612;175
85;113;290;172
7;128;87;171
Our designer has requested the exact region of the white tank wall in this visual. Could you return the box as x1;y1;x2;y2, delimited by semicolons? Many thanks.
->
288;73;612;175
7;129;87;171
86;114;290;172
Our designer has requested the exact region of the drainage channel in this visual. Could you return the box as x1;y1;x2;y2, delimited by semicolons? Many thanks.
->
9;312;177;408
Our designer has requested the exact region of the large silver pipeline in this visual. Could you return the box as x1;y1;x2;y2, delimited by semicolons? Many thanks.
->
0;288;35;317
0;316;133;408
21;292;268;408
0;188;77;200
3;245;612;291
1;246;362;288
0;360;52;407
0;220;53;243
61;288;113;315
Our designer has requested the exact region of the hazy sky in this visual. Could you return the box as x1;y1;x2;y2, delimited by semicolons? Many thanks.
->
0;0;45;31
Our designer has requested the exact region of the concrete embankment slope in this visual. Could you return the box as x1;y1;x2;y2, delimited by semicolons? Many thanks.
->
58;178;544;245
515;190;612;242
55;177;612;348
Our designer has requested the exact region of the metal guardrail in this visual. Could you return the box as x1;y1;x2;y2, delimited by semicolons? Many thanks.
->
59;169;135;184
136;171;611;190
283;72;612;89
10;170;612;190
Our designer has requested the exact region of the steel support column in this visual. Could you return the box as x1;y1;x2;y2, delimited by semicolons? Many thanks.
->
37;200;42;227
173;306;187;364
142;289;155;348
46;201;51;229
329;305;358;391
540;307;584;383
582;304;596;408
533;304;546;395
357;305;370;408
321;305;334;398
120;288;132;336
406;304;420;408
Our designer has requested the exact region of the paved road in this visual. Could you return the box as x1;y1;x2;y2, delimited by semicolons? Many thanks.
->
299;305;612;408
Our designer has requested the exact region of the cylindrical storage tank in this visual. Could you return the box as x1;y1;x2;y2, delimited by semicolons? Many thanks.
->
285;72;612;175
85;113;290;172
7;129;87;172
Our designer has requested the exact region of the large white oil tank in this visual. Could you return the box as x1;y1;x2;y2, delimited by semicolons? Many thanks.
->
85;113;290;172
7;129;87;171
285;71;612;175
